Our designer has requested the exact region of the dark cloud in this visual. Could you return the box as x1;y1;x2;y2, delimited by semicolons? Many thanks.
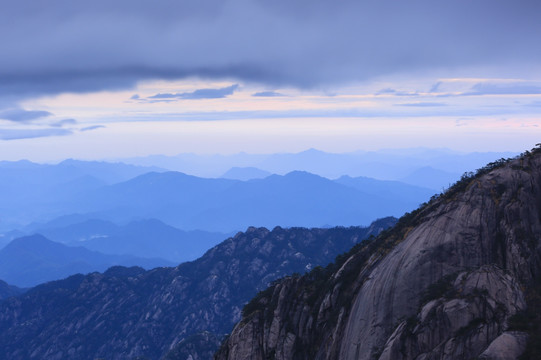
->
80;125;106;131
464;83;541;96
0;128;72;140
0;108;52;122
0;0;540;97
252;91;285;97
148;84;239;100
50;118;77;127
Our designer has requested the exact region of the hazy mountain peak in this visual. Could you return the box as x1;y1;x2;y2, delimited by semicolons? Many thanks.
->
7;234;52;249
298;148;326;155
282;170;322;178
0;234;174;287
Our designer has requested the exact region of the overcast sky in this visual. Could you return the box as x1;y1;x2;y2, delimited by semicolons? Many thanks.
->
1;0;540;161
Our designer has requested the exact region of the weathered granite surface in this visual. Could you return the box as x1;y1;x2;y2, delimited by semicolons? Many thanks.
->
217;148;541;360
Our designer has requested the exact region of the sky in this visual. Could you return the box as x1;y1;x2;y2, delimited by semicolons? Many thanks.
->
0;0;540;161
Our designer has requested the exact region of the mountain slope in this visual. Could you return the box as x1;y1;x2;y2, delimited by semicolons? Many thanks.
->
76;171;426;231
0;280;24;301
334;175;434;204
0;160;164;230
0;218;395;360
0;158;435;234
0;235;174;287
29;218;227;263
123;148;517;180
217;146;541;360
399;165;460;190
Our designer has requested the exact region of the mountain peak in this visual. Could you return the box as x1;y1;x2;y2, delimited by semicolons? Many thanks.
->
7;234;52;248
0;219;395;359
217;146;541;360
298;148;325;155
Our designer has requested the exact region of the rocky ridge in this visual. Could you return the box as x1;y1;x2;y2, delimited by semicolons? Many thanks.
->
0;218;395;360
0;279;24;301
217;146;541;360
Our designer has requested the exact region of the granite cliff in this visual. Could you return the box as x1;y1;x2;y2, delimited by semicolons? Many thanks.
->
217;146;541;360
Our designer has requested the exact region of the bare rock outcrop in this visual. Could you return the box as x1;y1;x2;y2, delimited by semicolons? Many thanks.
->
217;147;541;360
378;265;526;360
478;331;529;360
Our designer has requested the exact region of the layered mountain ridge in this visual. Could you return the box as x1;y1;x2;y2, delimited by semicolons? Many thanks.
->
0;159;432;234
0;234;175;287
74;170;429;231
0;218;395;360
217;146;541;360
0;280;24;301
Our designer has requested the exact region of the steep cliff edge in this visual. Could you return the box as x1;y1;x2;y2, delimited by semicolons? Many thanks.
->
217;146;541;360
0;218;394;360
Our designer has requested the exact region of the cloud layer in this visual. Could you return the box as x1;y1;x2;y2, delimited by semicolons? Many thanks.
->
465;83;541;96
0;128;72;140
252;91;285;97
0;108;52;122
0;0;539;98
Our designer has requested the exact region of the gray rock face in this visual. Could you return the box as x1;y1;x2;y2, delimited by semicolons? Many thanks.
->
217;148;541;360
378;266;526;360
479;331;529;360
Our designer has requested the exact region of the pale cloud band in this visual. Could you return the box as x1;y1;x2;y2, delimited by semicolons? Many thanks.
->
0;108;52;122
0;128;72;140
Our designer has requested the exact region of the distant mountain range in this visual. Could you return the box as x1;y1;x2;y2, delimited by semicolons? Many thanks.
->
0;234;175;287
0;217;396;360
120;148;517;186
0;159;436;234
71;170;433;231
0;159;164;230
399;166;460;190
334;175;435;205
0;149;517;234
19;218;228;263
0;158;164;184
